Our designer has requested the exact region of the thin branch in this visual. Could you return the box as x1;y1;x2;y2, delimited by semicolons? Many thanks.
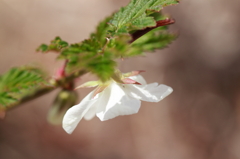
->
7;69;87;111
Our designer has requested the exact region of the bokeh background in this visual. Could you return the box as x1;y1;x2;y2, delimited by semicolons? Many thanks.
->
1;0;240;159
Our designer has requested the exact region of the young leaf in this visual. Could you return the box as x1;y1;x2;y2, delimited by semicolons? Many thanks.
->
132;27;177;52
0;67;48;109
91;15;113;44
37;37;68;53
0;92;17;107
39;0;179;82
109;0;179;36
86;51;116;82
59;38;116;82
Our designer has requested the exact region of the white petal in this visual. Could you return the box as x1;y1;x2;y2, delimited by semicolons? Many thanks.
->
129;75;147;85
83;104;97;120
96;82;141;121
62;91;98;134
125;83;173;102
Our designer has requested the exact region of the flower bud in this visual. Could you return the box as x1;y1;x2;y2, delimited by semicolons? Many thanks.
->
47;90;78;125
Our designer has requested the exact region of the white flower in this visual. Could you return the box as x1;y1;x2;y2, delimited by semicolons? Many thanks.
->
62;74;173;134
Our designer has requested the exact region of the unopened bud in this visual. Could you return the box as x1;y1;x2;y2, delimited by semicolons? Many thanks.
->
47;90;78;125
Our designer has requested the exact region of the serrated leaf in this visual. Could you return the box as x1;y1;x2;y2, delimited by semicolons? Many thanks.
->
106;35;132;57
37;36;68;53
59;38;116;82
109;0;179;36
104;34;142;58
91;16;112;44
86;51;116;82
131;16;156;30
149;12;171;23
0;67;48;109
42;0;178;82
0;92;17;107
133;32;177;51
132;27;177;52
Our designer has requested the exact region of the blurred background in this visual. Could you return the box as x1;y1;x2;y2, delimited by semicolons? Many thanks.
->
1;0;240;159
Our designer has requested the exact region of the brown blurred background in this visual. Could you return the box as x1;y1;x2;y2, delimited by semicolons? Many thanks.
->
1;0;240;159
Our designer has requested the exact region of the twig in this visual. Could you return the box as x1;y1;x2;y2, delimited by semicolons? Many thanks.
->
7;69;87;111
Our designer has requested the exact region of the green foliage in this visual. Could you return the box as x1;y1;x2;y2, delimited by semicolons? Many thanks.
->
0;67;48;109
0;92;17;108
36;0;179;82
132;27;177;52
91;16;112;44
37;37;68;53
0;0;180;110
108;0;179;36
149;12;170;22
59;40;116;82
104;34;142;58
86;51;116;82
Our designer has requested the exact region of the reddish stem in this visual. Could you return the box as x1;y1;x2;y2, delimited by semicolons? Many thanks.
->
130;18;175;43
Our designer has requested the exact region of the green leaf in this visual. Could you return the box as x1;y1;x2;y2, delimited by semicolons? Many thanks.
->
86;51;116;82
132;27;177;52
105;34;142;58
37;36;68;53
91;15;112;44
59;38;116;82
0;67;48;109
0;92;17;107
109;0;179;36
57;15;118;81
42;0;178;82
